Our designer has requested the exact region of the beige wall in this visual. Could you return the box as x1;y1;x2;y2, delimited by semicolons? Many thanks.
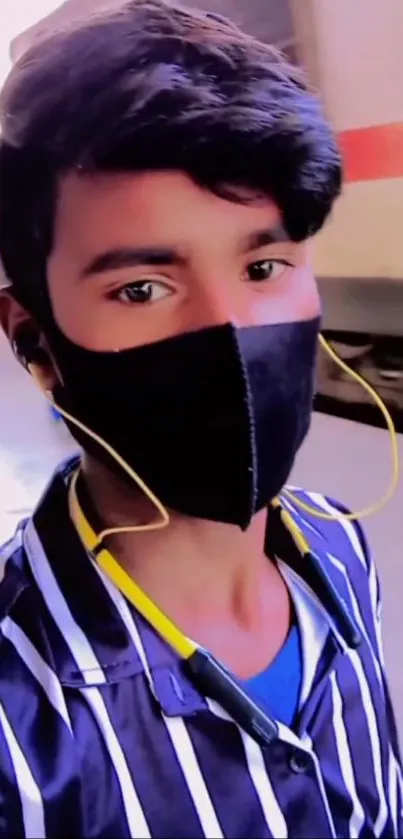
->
8;0;403;286
314;179;403;279
306;0;403;282
311;0;403;131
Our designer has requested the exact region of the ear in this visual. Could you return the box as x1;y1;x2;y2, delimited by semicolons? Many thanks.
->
0;288;59;391
0;287;34;343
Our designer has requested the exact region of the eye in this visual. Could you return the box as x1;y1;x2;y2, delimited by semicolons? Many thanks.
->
246;259;291;283
112;279;173;305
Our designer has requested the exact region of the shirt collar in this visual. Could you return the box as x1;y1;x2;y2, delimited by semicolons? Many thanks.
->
20;457;356;717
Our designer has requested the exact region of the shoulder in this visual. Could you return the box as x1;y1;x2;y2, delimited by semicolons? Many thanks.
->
0;498;71;692
0;526;43;831
282;487;381;647
0;456;80;621
0;518;49;674
282;487;372;567
0;523;30;621
0;518;74;835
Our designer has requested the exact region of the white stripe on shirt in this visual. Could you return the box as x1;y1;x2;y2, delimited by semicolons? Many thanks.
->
0;701;46;839
301;733;337;839
327;550;401;833
1;617;72;733
304;493;367;569
0;527;22;583
24;521;106;685
327;609;390;838
329;672;365;838
278;561;331;706
208;700;288;838
24;520;151;839
80;686;151;838
163;716;224;838
348;650;389;837
326;553;382;681
306;493;384;667
93;561;224;838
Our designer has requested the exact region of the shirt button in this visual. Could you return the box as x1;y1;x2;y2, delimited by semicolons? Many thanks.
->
289;749;311;774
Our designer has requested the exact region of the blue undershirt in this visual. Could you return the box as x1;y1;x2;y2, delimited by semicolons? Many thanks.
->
243;623;303;726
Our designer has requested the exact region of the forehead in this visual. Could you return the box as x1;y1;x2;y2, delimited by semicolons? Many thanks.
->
53;170;284;256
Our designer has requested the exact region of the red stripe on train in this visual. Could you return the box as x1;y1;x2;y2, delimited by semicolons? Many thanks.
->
339;122;403;182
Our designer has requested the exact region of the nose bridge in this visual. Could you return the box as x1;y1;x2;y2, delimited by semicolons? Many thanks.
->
189;273;242;330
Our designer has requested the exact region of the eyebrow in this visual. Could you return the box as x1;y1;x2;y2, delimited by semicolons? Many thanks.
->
80;226;289;278
81;247;183;278
244;226;289;251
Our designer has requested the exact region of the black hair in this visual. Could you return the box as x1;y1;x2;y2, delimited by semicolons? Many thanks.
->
0;0;342;315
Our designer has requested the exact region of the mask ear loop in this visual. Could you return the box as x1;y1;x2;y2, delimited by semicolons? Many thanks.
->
283;334;400;521
28;330;399;534
27;364;170;538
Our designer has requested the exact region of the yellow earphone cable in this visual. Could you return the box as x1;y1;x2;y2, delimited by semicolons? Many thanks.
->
68;470;315;660
68;469;196;659
283;334;400;521
29;327;400;536
29;365;170;539
26;327;384;748
68;469;284;747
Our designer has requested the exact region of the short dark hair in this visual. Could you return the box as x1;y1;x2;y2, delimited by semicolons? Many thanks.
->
0;0;342;315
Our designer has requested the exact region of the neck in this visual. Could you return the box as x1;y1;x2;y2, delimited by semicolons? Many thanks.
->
81;456;277;619
81;456;292;675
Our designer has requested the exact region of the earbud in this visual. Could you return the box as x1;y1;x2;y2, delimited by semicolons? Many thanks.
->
13;329;50;370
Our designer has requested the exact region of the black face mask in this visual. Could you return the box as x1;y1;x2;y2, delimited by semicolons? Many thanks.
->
49;318;320;529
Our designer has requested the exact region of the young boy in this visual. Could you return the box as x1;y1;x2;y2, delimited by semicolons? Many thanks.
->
0;2;401;836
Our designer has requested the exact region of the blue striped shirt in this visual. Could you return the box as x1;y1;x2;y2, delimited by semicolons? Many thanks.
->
0;457;401;838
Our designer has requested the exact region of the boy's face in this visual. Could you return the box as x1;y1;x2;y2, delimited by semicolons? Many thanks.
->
0;169;321;524
46;170;320;353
